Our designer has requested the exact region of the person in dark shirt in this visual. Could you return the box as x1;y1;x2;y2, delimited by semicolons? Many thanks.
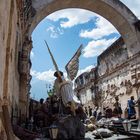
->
50;95;59;114
93;106;98;118
97;107;102;121
84;107;88;116
105;106;113;118
88;106;92;117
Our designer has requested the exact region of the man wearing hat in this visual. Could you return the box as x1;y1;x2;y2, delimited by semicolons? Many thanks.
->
113;96;122;118
54;71;80;116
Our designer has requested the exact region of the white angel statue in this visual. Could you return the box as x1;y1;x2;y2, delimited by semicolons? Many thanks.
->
45;41;82;115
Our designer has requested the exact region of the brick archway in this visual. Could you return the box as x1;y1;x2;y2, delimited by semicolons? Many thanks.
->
29;0;140;57
0;1;140;139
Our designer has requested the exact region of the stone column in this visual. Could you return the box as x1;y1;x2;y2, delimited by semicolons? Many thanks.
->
19;37;33;121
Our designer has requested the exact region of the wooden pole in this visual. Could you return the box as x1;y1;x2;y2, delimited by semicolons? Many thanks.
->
44;40;63;82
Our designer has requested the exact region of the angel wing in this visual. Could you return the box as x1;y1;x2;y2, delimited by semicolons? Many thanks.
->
65;44;83;81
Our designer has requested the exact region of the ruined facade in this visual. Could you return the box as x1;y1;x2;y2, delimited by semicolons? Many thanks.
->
97;37;140;114
0;0;140;139
75;68;96;107
74;37;140;118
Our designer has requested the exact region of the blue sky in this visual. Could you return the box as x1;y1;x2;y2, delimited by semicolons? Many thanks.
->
30;0;140;100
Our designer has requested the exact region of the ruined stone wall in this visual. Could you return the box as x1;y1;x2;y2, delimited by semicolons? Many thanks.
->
0;0;34;125
97;38;140;118
75;71;96;107
75;37;140;118
0;1;11;100
0;0;21;111
0;0;22;139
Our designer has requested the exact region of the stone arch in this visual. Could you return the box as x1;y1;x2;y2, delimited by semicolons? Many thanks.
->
28;0;140;57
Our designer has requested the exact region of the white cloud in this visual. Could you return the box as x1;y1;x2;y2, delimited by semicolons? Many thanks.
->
30;66;94;85
121;0;140;19
80;16;119;40
46;26;64;38
30;51;34;58
77;65;94;77
83;37;118;58
31;69;55;84
46;1;140;30
47;9;96;28
30;69;68;84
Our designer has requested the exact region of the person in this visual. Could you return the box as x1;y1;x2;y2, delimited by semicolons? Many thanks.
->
93;106;98;118
54;71;80;116
43;97;51;114
33;98;46;128
54;71;64;97
124;106;128;119
38;98;44;110
128;96;136;119
105;106;113;118
96;107;102;121
113;96;122;118
84;107;88;116
50;95;59;114
76;106;87;122
43;97;52;127
88;106;92;117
